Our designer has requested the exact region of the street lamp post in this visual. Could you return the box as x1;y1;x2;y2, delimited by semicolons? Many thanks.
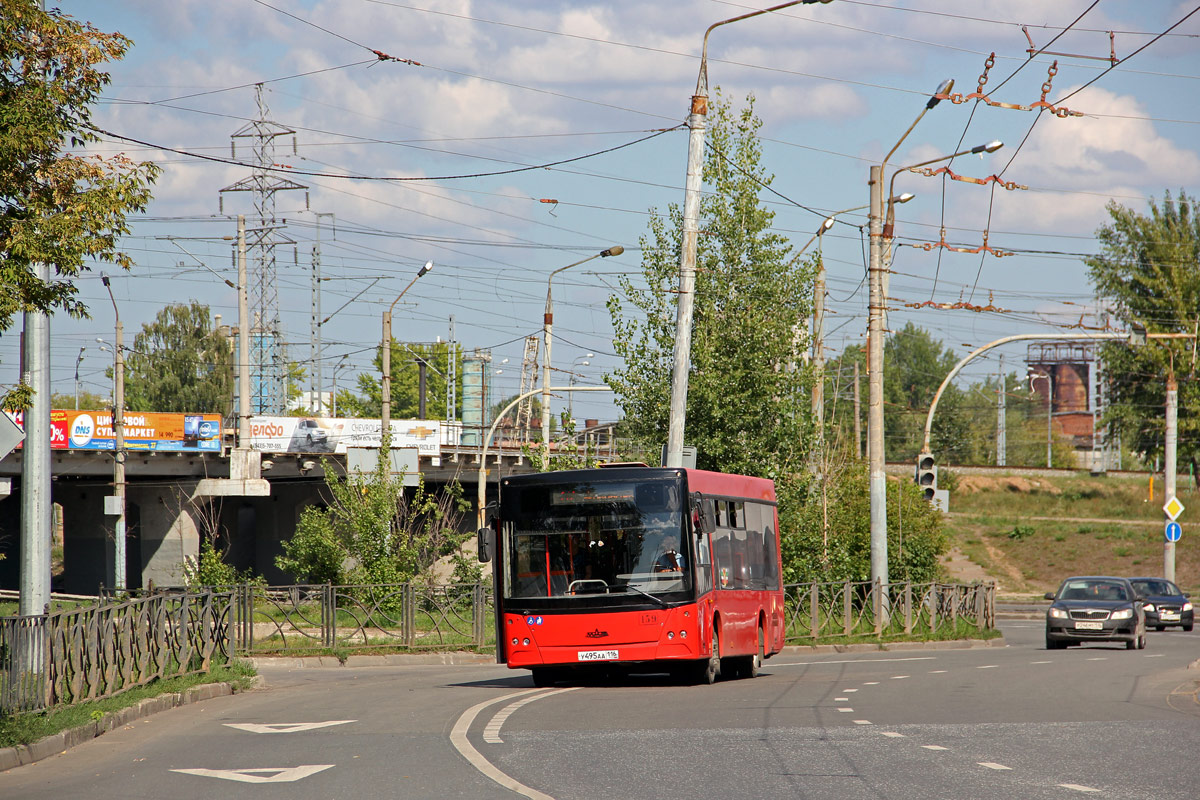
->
74;347;86;410
806;197;913;428
542;250;621;463
331;355;349;417
100;274;126;592
1028;370;1053;468
666;0;835;469
865;77;958;595
382;261;432;446
567;354;593;422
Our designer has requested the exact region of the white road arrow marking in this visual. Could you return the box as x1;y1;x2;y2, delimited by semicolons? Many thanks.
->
223;720;356;734
171;765;334;783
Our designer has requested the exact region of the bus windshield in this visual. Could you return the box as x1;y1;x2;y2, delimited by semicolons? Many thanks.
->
502;477;691;601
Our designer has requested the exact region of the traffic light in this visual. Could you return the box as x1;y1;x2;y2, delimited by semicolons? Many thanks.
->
915;452;937;501
915;451;949;511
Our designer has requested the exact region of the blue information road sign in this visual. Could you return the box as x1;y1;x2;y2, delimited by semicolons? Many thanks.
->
1165;521;1183;543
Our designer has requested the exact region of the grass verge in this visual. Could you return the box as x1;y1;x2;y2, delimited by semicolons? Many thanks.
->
0;660;257;750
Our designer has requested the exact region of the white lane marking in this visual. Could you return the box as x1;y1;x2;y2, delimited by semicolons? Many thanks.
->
880;731;904;738
890;675;910;680
1087;657;1107;661
842;688;858;693
853;719;872;725
224;721;355;734
484;691;578;744
835;697;849;702
929;669;947;674
977;665;998;670
771;657;936;667
1145;654;1165;658
979;762;1011;770
836;707;854;713
1030;661;1053;664
171;765;333;783
451;688;575;800
1059;784;1101;793
921;745;948;751
864;681;880;685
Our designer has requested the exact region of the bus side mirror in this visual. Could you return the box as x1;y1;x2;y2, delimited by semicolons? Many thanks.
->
691;493;716;536
477;527;495;563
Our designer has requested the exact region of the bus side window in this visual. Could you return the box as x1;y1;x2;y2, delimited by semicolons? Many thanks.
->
695;530;713;595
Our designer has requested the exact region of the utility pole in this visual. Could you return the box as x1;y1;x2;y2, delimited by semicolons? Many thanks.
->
997;354;1006;467
113;316;126;591
1164;370;1177;583
853;360;862;460
20;267;51;616
101;275;127;592
867;164;888;590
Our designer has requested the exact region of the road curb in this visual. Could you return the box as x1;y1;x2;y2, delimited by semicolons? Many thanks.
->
0;680;251;774
778;637;1006;655
246;651;497;669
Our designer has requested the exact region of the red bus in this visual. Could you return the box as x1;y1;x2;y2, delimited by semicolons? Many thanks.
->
478;465;785;685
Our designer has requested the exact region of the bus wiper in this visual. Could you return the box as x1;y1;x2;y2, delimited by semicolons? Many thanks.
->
624;582;666;606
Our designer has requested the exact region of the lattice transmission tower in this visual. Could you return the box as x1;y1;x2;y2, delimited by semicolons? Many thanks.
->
219;84;307;415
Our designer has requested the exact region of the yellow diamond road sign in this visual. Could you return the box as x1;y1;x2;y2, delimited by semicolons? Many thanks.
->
1164;495;1185;521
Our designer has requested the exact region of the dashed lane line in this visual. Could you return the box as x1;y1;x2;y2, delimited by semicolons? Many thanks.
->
1058;784;1101;793
979;762;1012;770
853;720;872;725
880;732;904;738
921;745;948;751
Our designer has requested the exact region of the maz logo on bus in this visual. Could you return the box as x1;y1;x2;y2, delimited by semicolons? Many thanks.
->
585;628;610;639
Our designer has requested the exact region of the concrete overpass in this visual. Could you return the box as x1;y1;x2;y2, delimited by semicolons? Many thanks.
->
0;443;542;595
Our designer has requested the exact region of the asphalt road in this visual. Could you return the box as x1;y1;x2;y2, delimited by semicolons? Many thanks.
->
2;621;1198;799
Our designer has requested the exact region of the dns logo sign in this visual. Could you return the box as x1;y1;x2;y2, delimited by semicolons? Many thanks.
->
70;414;95;448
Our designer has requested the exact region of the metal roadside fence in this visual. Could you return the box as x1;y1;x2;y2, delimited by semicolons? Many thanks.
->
4;579;993;715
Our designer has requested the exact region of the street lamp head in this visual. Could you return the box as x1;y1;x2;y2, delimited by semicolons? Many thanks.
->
417;260;433;277
926;78;954;109
894;192;916;204
600;245;624;258
100;272;111;288
817;217;835;235
972;140;1004;155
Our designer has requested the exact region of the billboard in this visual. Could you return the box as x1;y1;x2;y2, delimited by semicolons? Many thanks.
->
3;410;223;452
247;417;442;456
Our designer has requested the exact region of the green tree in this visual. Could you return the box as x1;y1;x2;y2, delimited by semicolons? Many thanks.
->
780;461;946;584
883;323;964;462
1087;190;1200;471
275;454;471;592
1;1;159;409
607;93;816;478
49;389;106;410
123;301;232;414
341;340;462;420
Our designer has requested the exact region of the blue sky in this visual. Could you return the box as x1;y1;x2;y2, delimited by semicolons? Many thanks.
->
8;1;1199;430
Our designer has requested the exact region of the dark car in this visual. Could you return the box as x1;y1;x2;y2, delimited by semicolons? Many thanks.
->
1044;575;1146;650
1128;577;1193;632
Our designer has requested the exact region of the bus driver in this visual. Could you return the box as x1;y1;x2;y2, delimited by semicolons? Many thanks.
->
653;533;686;572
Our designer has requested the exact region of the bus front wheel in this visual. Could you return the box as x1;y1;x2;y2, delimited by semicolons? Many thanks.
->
693;626;721;685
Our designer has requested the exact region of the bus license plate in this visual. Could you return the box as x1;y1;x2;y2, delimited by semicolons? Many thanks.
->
1074;621;1103;630
577;649;619;661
